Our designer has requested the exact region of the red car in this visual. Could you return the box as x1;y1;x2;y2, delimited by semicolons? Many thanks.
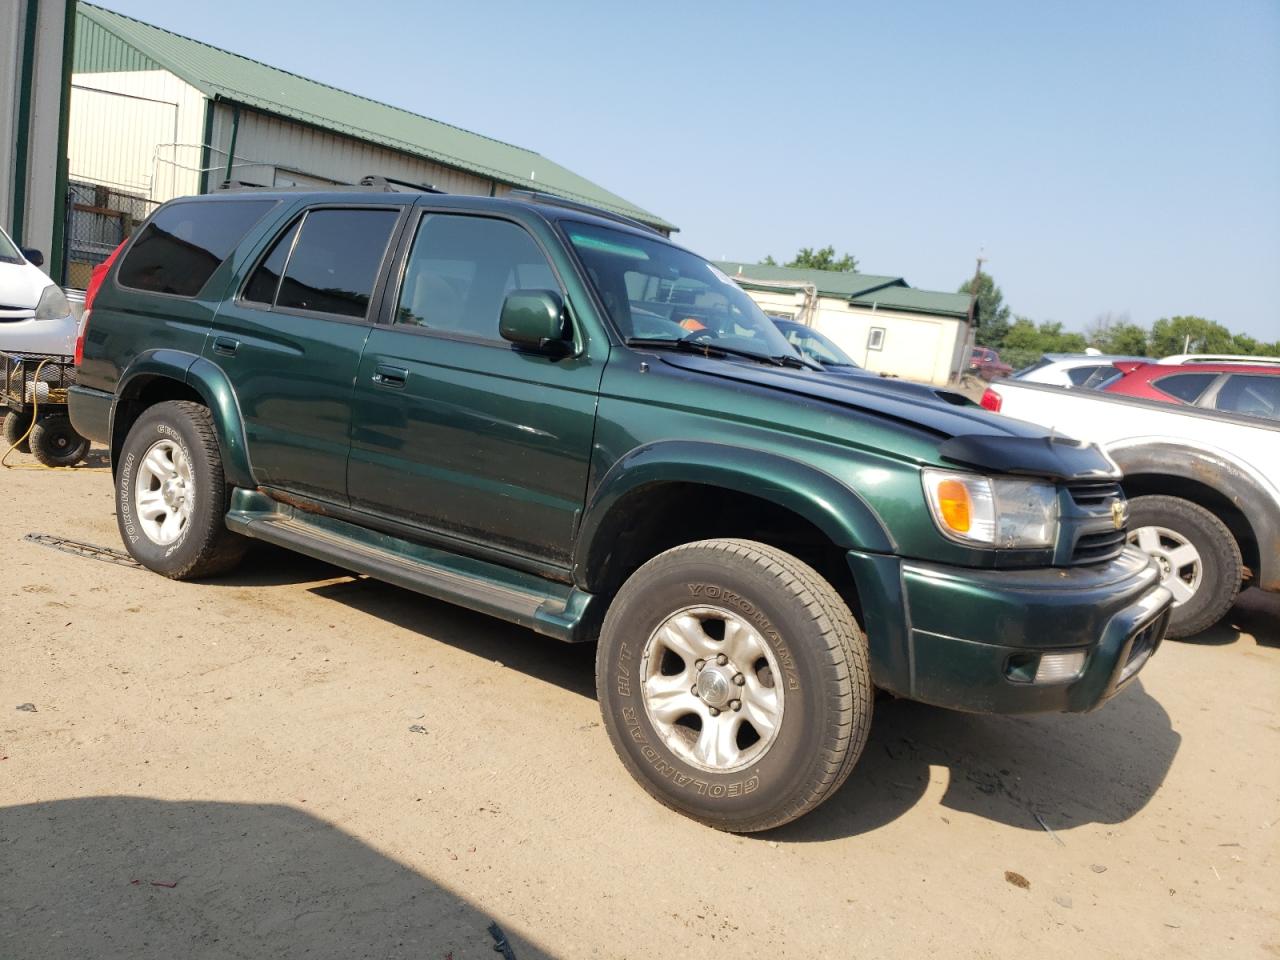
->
1103;362;1280;420
968;346;1013;379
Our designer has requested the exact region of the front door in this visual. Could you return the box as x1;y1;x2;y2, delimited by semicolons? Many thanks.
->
204;203;404;503
347;211;603;566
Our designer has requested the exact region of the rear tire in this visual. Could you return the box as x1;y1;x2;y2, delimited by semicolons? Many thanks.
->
596;538;872;833
1127;495;1241;639
2;410;33;454
116;400;247;579
28;415;90;467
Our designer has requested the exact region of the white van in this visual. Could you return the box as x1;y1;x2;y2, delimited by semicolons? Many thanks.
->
0;225;76;356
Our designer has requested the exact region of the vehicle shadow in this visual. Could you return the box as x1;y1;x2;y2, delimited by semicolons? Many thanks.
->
771;679;1180;843
300;568;1180;843
0;796;549;960
1182;587;1280;647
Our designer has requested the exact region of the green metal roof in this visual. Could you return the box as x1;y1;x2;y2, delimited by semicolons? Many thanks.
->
715;261;905;299
74;3;676;232
715;261;973;320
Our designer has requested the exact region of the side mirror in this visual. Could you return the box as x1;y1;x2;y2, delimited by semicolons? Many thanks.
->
21;248;44;267
500;289;571;355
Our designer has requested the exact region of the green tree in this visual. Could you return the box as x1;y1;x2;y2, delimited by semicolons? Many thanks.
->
958;270;1011;347
760;254;777;266
1098;321;1149;356
785;245;858;272
1148;315;1235;357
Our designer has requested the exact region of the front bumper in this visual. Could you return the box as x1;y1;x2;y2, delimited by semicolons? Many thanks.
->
849;546;1172;715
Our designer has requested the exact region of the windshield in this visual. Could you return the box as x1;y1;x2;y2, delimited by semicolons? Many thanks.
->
0;225;23;264
772;319;859;367
564;222;798;361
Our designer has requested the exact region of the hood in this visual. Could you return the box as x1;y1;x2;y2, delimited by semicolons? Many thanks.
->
657;353;1119;483
0;258;51;318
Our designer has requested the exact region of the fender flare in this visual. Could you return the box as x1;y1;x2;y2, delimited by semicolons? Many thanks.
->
1110;440;1280;591
573;439;895;590
113;350;254;488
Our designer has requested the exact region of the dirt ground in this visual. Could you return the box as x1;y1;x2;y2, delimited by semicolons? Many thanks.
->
2;452;1277;959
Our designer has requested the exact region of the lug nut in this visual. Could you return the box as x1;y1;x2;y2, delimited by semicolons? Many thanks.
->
708;706;721;717
730;699;742;712
732;673;745;686
716;654;728;666
691;685;699;696
694;659;706;670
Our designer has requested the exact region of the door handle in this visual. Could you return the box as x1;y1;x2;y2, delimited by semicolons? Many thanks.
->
372;364;408;389
213;336;240;357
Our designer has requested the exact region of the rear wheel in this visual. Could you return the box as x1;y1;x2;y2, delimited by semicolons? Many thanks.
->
2;410;33;453
596;538;872;833
115;400;247;579
1127;495;1241;639
28;415;90;467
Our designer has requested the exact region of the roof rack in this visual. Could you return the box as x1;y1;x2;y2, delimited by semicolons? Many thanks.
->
360;175;446;194
506;189;662;235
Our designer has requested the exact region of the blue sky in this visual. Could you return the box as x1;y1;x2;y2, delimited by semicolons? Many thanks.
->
100;0;1280;339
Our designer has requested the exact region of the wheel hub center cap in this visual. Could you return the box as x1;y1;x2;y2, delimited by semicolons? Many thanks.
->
162;478;185;508
696;665;734;708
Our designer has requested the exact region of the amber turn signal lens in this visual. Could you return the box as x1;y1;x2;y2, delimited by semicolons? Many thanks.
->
937;478;972;532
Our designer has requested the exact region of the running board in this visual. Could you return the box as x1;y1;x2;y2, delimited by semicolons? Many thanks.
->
225;489;597;642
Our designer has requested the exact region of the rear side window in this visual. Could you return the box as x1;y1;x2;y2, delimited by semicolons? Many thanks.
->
1154;372;1216;403
242;218;301;305
1214;374;1280;420
117;199;274;297
1067;365;1104;386
275;208;399;318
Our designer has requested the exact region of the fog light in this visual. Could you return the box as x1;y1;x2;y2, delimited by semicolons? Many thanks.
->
1034;651;1086;684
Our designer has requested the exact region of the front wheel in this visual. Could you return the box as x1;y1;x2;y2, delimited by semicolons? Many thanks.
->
596;539;872;833
115;400;247;579
1127;495;1241;639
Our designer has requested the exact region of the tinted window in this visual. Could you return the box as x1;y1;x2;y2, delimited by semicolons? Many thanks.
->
395;214;557;339
117;199;274;297
242;218;300;305
277;208;399;318
1214;374;1280;420
1081;365;1123;389
1067;365;1104;386
1154;372;1216;403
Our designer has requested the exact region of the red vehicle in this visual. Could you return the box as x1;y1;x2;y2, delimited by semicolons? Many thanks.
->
1103;361;1280;421
968;346;1013;379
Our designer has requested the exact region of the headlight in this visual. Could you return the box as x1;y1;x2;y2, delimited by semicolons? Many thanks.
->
35;284;71;321
922;468;1059;548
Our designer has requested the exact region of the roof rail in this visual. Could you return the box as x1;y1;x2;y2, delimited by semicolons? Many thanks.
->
506;189;662;235
360;175;446;194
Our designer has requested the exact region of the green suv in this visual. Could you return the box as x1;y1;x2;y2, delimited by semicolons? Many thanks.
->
69;187;1172;832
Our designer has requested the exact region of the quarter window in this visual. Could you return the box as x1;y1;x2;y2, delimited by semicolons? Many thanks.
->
118;199;275;297
395;214;557;340
1154;372;1216;403
242;218;300;305
275;208;399;319
1214;374;1280;420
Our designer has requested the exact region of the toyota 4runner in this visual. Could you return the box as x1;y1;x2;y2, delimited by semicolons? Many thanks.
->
69;186;1172;832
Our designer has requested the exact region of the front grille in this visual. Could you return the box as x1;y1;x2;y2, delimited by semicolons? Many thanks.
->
1063;481;1127;565
1072;528;1127;563
1068;482;1123;508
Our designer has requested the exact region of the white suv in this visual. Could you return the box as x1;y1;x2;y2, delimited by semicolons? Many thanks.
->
0;225;76;356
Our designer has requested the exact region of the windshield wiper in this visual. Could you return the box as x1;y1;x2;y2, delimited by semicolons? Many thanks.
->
626;335;820;371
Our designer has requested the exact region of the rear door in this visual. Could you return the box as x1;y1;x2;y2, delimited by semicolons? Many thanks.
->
346;208;605;567
203;201;406;503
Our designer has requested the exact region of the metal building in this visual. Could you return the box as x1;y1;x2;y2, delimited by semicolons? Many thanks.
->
64;2;674;285
2;0;75;281
715;261;976;386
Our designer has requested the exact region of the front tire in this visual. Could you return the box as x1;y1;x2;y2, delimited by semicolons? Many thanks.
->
596;539;872;833
1127;495;1241;639
115;400;247;579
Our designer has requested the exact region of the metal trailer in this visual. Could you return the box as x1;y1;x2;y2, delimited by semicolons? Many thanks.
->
1;351;90;466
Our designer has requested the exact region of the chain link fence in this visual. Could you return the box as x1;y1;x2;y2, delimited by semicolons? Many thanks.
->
62;180;157;290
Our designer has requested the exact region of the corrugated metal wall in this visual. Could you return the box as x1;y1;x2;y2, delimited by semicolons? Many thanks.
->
211;103;508;197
